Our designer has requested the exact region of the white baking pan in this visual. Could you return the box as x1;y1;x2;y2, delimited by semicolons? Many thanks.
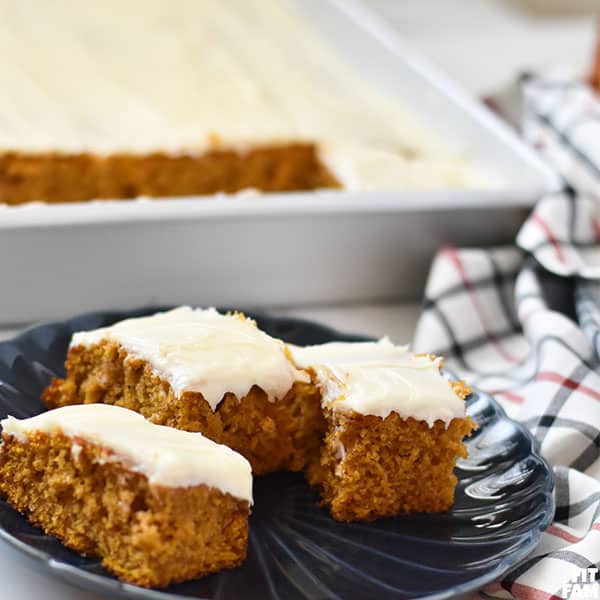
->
0;0;556;324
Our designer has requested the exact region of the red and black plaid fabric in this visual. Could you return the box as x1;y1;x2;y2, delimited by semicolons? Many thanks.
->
520;77;600;277
414;78;600;598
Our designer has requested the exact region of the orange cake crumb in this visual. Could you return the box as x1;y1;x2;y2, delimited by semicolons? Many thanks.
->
43;341;326;475
42;311;476;525
0;144;339;205
306;411;476;522
0;431;249;587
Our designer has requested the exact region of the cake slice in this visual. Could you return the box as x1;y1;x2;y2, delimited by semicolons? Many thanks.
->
291;339;475;522
0;404;252;588
43;307;325;475
41;307;474;523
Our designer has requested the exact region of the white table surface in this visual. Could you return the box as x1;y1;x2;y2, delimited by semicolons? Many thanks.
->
0;0;596;598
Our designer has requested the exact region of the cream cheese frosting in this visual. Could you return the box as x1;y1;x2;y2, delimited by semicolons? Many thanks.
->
291;338;410;367
1;404;253;502
291;340;466;426
71;307;307;410
0;0;489;191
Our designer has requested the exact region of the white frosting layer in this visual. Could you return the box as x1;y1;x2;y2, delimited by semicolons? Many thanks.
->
291;338;410;367
0;0;488;191
1;405;253;501
291;340;466;426
71;307;307;410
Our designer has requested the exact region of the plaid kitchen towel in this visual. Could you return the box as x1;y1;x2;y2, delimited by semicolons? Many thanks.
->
414;77;600;599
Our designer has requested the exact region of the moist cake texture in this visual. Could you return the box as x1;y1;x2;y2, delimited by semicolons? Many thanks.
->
0;0;489;205
0;405;252;587
291;339;475;521
44;308;475;523
308;411;473;521
0;145;338;205
43;307;324;475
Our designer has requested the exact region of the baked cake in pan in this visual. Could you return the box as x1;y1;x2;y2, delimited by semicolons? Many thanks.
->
0;404;252;587
0;0;486;205
43;307;475;522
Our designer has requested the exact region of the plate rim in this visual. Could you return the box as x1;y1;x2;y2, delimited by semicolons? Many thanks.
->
0;306;555;600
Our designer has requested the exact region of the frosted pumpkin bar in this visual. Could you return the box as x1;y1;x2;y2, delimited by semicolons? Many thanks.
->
42;307;474;522
43;307;324;475
291;339;475;521
0;404;252;587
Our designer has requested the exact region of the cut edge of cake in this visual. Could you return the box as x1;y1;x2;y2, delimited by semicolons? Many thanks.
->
0;143;340;205
0;404;252;587
43;307;324;475
42;307;476;522
291;340;476;521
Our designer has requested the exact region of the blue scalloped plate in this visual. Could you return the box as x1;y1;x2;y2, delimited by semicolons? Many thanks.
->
0;308;554;599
